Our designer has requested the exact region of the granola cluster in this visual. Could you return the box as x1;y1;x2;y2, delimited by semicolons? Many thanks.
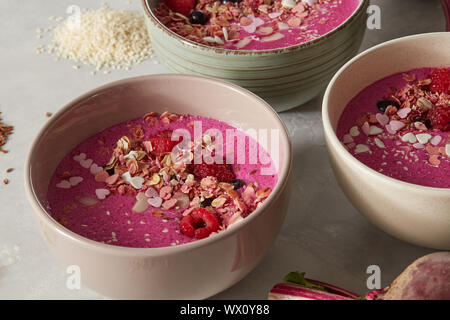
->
98;112;272;238
154;0;331;49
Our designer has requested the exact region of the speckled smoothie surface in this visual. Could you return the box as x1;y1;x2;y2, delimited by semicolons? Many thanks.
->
154;0;360;50
46;113;278;248
337;67;450;188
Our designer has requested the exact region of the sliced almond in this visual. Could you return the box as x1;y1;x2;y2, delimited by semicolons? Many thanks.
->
173;192;190;209
256;187;271;199
117;136;130;153
104;155;116;170
235;37;252;49
211;197;227;208
147;173;161;185
278;22;289;30
79;197;98;206
256;26;274;36
260;32;284;42
416;97;433;109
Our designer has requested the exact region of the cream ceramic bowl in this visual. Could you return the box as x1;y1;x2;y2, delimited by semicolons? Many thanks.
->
25;74;292;299
142;0;369;112
322;32;450;250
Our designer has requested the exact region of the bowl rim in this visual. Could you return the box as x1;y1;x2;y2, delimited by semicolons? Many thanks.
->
24;73;292;257
322;32;450;193
141;0;368;55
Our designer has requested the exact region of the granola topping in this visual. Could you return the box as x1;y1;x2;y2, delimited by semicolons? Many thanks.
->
153;0;359;50
338;67;450;188
47;112;277;247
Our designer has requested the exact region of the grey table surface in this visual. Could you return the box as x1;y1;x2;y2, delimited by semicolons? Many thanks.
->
0;0;446;299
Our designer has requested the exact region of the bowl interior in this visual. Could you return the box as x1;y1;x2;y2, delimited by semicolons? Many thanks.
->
28;74;290;240
325;33;450;132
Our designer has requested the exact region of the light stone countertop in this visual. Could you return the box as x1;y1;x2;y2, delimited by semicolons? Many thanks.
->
0;0;446;299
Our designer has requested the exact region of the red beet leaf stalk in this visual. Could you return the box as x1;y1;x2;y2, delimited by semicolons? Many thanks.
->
268;252;450;300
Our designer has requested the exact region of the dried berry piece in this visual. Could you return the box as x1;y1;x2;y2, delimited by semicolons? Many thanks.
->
189;10;208;25
180;208;219;239
376;100;400;113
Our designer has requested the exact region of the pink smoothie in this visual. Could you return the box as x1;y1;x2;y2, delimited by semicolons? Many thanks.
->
46;113;278;248
337;67;450;188
234;0;360;50
154;0;360;50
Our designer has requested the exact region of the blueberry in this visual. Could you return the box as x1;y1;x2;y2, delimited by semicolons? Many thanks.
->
200;198;213;207
189;10;208;25
231;179;246;190
222;0;240;4
104;167;115;175
376;100;400;112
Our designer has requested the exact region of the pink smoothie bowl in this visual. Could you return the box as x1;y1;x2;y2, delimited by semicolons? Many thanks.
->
142;0;369;112
24;74;292;299
322;33;450;250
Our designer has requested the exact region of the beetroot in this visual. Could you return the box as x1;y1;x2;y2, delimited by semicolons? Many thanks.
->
269;252;450;301
374;252;450;300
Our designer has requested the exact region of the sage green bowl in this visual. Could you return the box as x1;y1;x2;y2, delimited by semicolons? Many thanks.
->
142;0;369;112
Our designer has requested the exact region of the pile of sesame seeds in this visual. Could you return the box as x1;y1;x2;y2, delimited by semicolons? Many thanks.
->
35;5;156;74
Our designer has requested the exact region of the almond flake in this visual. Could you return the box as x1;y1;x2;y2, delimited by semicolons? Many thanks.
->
211;197;227;208
147;173;161;185
261;32;284;42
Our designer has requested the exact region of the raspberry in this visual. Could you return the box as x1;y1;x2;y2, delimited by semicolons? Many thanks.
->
429;68;450;95
180;208;220;239
149;136;180;155
193;162;236;182
427;106;450;131
166;0;196;16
